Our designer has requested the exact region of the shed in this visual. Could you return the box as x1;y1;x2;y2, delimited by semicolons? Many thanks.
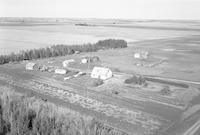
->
81;56;100;63
91;67;112;80
26;62;38;70
55;69;67;74
134;53;141;59
62;59;75;67
81;58;88;64
134;51;149;59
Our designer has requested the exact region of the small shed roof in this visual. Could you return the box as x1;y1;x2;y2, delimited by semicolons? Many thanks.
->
26;62;36;67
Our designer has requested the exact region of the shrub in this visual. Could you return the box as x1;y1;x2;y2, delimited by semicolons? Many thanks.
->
124;75;146;85
159;86;172;96
89;78;104;87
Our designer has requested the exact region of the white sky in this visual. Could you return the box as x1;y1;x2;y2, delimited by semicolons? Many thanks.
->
0;0;200;20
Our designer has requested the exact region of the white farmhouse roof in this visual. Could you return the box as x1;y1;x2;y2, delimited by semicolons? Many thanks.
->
91;67;112;80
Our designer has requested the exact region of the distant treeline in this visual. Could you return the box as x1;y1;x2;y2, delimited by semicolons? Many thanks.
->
0;39;127;64
0;90;127;135
75;23;96;26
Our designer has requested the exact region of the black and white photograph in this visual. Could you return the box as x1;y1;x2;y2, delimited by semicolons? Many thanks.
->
0;0;200;135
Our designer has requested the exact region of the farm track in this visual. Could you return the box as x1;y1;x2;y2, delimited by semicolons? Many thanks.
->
146;76;200;86
0;72;171;133
126;86;185;109
183;119;200;135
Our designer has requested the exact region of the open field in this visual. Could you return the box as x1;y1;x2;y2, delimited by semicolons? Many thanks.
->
1;18;200;55
1;18;200;135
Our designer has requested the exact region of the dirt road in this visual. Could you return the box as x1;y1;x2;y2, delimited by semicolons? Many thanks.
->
183;119;200;135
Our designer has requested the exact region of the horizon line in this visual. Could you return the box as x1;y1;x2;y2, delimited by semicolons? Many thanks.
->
0;16;200;22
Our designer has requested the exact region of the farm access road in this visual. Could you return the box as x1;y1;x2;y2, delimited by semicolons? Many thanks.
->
183;119;200;135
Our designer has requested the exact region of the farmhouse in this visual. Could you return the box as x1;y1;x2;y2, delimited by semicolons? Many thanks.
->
55;69;67;74
91;67;112;80
62;59;75;67
25;62;38;70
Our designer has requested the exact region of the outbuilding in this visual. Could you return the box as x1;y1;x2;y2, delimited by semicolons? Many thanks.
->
134;53;141;59
81;56;100;64
91;67;112;80
134;51;149;59
25;62;38;70
62;59;75;67
81;58;88;64
55;69;67;74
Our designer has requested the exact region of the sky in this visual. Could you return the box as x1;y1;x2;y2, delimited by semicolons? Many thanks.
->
0;0;200;20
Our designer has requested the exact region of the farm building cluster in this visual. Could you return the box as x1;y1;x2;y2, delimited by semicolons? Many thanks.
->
24;52;172;94
25;56;113;87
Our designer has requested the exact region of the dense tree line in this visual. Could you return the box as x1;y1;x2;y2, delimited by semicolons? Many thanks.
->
0;39;127;64
0;91;127;135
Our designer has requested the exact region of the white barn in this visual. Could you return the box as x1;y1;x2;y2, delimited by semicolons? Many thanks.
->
91;67;112;80
26;62;38;70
